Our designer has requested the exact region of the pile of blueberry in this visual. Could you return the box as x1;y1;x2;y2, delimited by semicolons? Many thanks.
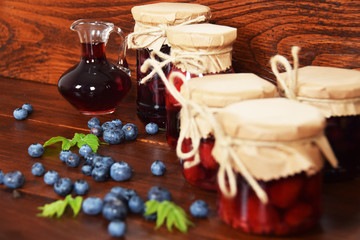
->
13;103;33;120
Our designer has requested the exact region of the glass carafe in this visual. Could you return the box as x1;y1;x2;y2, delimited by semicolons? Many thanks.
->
58;19;131;115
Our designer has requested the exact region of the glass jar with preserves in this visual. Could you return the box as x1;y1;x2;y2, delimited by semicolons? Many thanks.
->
178;73;278;190
164;23;237;148
271;47;360;182
213;98;337;235
128;2;211;129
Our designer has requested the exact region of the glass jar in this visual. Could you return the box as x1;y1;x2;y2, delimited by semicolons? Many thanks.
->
178;73;278;190
212;98;337;235
165;23;237;148
128;2;211;129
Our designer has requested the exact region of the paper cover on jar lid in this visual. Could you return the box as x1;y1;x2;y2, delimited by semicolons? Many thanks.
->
213;98;337;182
130;3;211;50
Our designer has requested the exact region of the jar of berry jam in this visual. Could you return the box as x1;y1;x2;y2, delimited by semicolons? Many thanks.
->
128;3;211;129
164;23;237;148
213;98;338;236
178;73;278;191
271;47;360;182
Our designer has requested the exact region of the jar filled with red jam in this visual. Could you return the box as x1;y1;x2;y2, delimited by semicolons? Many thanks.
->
271;53;360;182
128;3;211;129
164;23;237;148
213;98;338;235
178;73;278;191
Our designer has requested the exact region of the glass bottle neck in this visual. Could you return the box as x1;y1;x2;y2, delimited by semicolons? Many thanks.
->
81;42;106;60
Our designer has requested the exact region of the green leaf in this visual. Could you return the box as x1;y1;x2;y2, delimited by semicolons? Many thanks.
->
83;134;100;153
144;200;159;216
166;213;175;232
68;196;83;217
173;207;188;233
43;136;69;148
156;201;172;230
37;194;83;219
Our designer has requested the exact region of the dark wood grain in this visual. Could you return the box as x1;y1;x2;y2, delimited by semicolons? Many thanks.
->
1;0;359;85
0;75;360;240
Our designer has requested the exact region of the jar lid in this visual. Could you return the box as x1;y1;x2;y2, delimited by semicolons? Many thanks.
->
280;66;360;117
131;3;211;26
166;23;237;48
217;98;325;141
182;73;278;108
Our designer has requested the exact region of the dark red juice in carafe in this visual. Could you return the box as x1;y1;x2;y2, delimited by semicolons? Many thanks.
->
58;42;131;115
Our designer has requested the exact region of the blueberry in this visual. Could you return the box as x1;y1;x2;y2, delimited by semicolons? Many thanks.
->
31;162;45;176
110;187;137;202
104;192;127;203
147;186;171;202
79;144;92;157
84;152;98;166
54;177;73;197
22;103;33;114
128;195;145;214
0;170;4;184
103;129;125;144
59;150;72;162
145;123;159;135
28;143;44;158
150;160;166;176
189;200;209;218
81;165;93;176
122;123;138;141
3;171;25;189
65;153;81;168
110;161;133;182
108;220;126;237
13;108;28;120
82;197;103;215
74;179;89;195
102;121;117;131
91;166;110;182
111;119;123;128
90;125;103;137
102;199;128;220
44;170;60;185
95;156;114;169
87;117;101;129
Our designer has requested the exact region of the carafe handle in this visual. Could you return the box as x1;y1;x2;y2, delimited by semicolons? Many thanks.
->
111;26;131;76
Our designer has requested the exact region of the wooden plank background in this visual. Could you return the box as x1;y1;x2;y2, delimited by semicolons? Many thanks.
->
0;0;359;85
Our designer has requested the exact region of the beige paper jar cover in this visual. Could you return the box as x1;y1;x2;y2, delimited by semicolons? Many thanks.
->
213;98;338;183
129;3;211;50
165;23;237;74
179;73;278;138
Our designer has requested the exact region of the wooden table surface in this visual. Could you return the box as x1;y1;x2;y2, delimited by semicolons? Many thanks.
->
0;75;359;240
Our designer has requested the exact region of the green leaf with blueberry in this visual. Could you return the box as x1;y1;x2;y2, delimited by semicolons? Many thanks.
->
43;133;104;153
144;200;194;233
37;195;83;218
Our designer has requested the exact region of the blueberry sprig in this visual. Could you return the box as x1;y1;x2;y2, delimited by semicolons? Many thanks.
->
43;133;105;153
144;200;194;233
37;194;83;218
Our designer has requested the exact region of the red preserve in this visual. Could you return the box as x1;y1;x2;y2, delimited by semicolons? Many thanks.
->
128;3;211;129
178;73;278;190
213;98;338;235
164;23;237;148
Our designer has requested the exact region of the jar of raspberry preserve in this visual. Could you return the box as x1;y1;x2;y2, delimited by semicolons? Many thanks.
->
271;48;360;182
164;23;237;148
213;98;337;236
179;73;278;191
128;3;211;129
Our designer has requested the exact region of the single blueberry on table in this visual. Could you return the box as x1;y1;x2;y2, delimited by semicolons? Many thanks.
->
190;200;209;218
0;170;4;184
31;162;45;176
91;166;110;182
147;186;171;202
54;177;73;197
102;199;128;221
122;123;138;141
87;117;101;129
145;122;159;135
110;161;133;182
150;160;166;176
74;179;89;195
103;129;125;144
90;125;103;137
128;195;145;214
21;103;33;114
13;108;28;120
65;153;81;168
3;171;25;189
81;165;93;176
28;143;44;158
59;150;72;162
111;119;123;129
108;220;126;237
82;197;103;215
79;144;92;157
44;170;60;185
